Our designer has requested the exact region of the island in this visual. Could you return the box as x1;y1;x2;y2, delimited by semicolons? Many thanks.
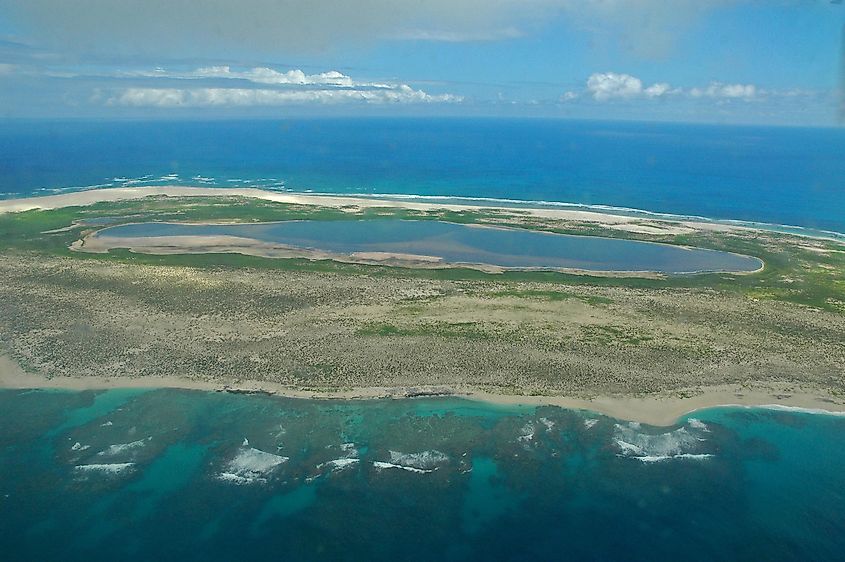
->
1;186;843;424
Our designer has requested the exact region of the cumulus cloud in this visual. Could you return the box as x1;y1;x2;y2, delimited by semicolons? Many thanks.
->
578;72;759;102
102;65;461;108
690;82;757;99
586;72;678;100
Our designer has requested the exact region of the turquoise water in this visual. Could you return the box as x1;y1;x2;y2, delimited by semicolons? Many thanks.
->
2;389;844;561
95;220;763;274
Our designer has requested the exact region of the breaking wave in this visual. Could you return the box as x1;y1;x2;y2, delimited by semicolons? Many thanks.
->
217;445;289;485
613;420;714;462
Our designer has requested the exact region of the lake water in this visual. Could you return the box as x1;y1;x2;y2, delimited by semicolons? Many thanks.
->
2;389;844;561
95;220;763;274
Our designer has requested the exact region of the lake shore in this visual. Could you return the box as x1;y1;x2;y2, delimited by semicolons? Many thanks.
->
3;354;842;426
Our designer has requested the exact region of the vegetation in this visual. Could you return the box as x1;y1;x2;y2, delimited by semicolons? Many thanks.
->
0;195;842;311
0;195;842;397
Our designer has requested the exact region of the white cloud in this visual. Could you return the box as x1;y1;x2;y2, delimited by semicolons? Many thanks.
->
560;91;579;101
107;86;462;108
125;66;399;89
644;82;672;98
581;72;759;102
587;72;641;100
690;82;758;99
586;72;675;101
105;65;461;108
158;66;356;87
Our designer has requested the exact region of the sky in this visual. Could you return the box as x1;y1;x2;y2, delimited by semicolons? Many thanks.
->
0;0;843;125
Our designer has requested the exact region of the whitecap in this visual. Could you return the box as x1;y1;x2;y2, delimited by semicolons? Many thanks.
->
637;453;714;463
613;423;713;462
74;462;135;475
96;437;151;457
372;461;433;474
217;446;289;485
319;458;361;472
517;422;536;443
583;419;599;430
687;418;710;431
387;450;448;470
539;418;555;432
71;442;90;452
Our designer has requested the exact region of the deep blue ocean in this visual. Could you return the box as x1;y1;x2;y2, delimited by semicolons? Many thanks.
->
1;389;844;561
1;118;844;234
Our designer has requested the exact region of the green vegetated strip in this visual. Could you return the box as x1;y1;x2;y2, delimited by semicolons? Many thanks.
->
0;195;843;312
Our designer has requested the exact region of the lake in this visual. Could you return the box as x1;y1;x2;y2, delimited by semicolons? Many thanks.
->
94;219;764;274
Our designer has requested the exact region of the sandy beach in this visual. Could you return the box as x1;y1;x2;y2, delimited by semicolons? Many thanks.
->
2;353;842;426
0;185;734;236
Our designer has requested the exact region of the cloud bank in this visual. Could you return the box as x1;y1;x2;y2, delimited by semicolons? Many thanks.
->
565;72;762;102
104;66;461;107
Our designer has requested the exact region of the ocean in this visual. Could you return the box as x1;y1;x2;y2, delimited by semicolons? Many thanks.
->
1;118;844;235
1;389;844;561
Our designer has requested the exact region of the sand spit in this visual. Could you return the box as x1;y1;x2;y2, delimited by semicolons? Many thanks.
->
2;355;842;426
0;185;735;236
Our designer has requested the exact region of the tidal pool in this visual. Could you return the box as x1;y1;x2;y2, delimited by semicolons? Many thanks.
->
94;219;763;274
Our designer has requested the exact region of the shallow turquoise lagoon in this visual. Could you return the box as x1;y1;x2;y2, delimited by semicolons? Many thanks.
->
95;220;763;274
1;389;843;561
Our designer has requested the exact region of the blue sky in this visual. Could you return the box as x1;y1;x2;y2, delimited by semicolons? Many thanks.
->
0;0;843;124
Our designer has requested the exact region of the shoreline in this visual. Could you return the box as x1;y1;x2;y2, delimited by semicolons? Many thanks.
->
3;355;842;426
1;184;843;242
0;185;761;236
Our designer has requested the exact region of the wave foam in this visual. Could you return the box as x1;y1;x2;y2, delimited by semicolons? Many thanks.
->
387;450;448;470
373;461;433;474
613;422;713;462
687;418;710;431
74;462;135;475
96;437;151;457
517;422;536;443
320;458;361;472
758;404;845;417
217;446;289;485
